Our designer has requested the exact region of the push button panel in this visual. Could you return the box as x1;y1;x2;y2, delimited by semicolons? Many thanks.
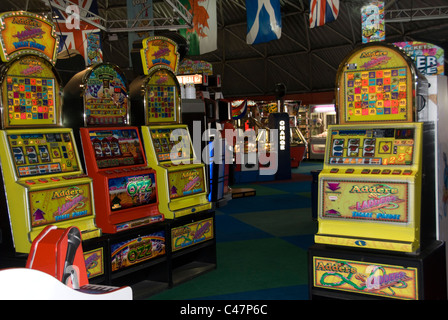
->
326;167;413;176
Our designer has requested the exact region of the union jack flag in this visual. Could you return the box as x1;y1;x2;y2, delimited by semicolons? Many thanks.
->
51;0;103;65
309;0;340;28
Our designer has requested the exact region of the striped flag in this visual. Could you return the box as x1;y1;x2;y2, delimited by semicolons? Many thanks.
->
52;0;103;65
309;0;340;28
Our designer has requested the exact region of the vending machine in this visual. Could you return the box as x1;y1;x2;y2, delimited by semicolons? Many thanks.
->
0;11;100;255
130;36;212;219
63;62;164;234
309;42;446;300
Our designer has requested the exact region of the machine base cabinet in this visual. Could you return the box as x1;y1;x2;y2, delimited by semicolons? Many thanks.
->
0;211;217;299
167;210;217;287
308;241;447;300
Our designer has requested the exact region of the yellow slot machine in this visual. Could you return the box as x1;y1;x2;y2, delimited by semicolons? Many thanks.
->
130;36;212;219
309;42;446;300
0;11;100;256
130;36;216;285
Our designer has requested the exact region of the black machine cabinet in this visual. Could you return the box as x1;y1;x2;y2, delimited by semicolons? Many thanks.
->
309;242;447;300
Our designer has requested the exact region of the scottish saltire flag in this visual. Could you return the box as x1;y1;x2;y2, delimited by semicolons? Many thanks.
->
52;0;103;65
246;0;282;45
309;0;340;28
179;0;217;55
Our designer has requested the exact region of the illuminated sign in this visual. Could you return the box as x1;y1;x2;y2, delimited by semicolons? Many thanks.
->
279;120;286;151
313;256;418;299
177;74;203;85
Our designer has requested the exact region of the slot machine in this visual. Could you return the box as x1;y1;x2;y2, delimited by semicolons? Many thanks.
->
63;63;169;288
130;36;216;285
0;11;100;255
63;62;163;234
130;36;212;219
309;42;446;300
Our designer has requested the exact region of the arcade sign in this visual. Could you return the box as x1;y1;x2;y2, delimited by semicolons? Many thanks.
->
0;11;58;63
177;73;203;85
140;36;179;75
394;41;444;75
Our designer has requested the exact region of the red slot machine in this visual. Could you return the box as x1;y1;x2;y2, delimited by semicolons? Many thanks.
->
63;62;163;234
64;62;169;288
0;11;100;257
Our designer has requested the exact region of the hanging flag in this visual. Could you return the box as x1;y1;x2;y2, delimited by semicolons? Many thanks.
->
361;1;385;43
127;0;153;66
309;0;340;28
246;0;282;45
179;0;217;56
52;0;103;65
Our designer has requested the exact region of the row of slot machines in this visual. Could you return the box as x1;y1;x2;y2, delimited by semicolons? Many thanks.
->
0;11;218;285
309;42;448;299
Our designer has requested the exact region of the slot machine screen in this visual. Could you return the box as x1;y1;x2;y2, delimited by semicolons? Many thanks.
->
8;132;80;177
327;127;417;167
149;127;194;163
86;128;145;169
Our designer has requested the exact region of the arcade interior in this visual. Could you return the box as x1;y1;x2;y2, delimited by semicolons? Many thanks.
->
0;2;448;304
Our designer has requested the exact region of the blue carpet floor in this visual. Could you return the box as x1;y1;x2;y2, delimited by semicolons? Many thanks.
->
149;161;323;300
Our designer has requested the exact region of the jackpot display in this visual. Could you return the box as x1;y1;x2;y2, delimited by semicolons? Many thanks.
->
131;36;212;219
0;11;100;254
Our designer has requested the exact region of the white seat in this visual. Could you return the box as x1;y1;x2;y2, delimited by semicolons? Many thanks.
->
0;268;132;300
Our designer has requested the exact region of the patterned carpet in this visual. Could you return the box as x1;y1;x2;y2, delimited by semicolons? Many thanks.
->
149;161;323;300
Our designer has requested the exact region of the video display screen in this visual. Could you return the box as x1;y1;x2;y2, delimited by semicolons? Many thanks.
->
86;128;145;169
150;127;194;162
8;132;80;177
327;127;416;166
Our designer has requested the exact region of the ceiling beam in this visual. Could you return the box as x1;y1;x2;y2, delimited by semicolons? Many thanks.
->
385;6;448;22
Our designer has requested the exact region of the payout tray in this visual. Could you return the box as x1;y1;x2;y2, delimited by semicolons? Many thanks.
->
315;123;423;252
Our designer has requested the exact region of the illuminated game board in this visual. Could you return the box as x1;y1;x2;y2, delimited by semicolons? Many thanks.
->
3;56;60;127
146;70;177;123
337;43;419;124
315;43;425;252
84;63;129;125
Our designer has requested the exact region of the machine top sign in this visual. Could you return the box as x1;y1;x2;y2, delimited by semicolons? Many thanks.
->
0;11;58;64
